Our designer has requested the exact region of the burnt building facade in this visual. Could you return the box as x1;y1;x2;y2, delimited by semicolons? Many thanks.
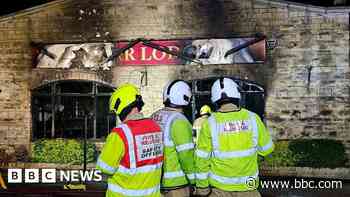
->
0;0;349;163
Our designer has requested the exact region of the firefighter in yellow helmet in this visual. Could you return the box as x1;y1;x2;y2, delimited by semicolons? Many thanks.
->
200;105;212;116
97;84;163;197
192;105;212;144
195;78;274;197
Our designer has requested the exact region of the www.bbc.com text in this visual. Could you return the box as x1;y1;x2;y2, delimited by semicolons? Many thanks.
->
258;179;343;189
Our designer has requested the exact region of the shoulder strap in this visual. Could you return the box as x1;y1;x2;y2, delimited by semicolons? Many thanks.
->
248;111;258;147
207;114;219;151
114;124;137;169
164;111;188;147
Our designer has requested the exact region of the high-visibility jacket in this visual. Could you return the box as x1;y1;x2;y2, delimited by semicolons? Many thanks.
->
97;118;163;197
152;108;195;188
195;108;274;191
192;115;209;144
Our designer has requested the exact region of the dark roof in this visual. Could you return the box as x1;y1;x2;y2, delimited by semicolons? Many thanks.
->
0;0;55;16
0;0;349;18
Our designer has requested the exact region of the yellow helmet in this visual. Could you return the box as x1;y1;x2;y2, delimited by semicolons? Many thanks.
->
109;84;143;116
200;105;212;116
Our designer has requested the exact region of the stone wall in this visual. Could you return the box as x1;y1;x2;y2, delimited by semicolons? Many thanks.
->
0;17;33;162
0;0;349;163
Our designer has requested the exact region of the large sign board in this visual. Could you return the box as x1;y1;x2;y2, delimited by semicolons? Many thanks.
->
33;43;114;70
32;37;266;69
117;38;265;65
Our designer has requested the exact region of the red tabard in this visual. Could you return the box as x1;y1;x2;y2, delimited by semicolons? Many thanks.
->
112;119;163;168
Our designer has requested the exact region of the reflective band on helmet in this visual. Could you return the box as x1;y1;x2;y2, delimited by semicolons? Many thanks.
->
119;124;136;169
187;173;195;180
196;172;209;180
117;163;162;175
108;183;160;196
97;159;116;174
195;149;210;159
210;171;259;185
163;171;185;179
176;143;194;152
213;148;256;159
258;139;273;152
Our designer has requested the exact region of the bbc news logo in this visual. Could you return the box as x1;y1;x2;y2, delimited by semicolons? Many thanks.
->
7;169;102;183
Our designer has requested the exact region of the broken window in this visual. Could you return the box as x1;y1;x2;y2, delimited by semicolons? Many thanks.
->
31;80;116;140
189;77;265;121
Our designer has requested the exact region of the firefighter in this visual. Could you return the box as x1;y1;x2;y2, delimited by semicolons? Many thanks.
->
0;172;7;190
151;80;195;197
195;78;274;197
193;105;212;144
96;84;163;197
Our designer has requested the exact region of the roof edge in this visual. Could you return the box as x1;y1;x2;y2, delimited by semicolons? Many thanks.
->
0;0;73;22
256;0;350;13
0;0;349;23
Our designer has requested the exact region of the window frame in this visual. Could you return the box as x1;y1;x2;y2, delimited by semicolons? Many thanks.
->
31;80;115;140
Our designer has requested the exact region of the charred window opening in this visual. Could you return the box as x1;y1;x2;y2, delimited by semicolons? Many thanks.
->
189;77;265;121
31;80;116;140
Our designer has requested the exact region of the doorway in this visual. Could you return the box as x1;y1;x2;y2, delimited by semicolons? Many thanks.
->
189;77;265;122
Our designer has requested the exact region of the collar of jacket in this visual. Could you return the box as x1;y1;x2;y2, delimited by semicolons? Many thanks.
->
124;112;144;122
164;107;183;113
218;103;240;112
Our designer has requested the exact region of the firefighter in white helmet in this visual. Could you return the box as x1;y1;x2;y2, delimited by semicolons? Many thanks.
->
152;80;195;197
195;78;274;197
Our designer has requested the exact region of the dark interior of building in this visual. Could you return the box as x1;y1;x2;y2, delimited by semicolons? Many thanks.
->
31;80;115;140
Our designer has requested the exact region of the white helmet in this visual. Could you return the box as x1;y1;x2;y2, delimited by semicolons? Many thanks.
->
211;78;241;103
163;80;192;107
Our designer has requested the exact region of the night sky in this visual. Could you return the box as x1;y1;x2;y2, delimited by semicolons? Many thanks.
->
0;0;348;16
0;0;53;16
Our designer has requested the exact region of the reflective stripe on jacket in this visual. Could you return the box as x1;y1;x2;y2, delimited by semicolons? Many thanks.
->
195;108;274;191
97;118;163;197
152;109;195;188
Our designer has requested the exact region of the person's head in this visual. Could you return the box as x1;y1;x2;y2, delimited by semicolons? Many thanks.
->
211;77;241;108
199;105;212;116
109;84;144;122
163;80;192;109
